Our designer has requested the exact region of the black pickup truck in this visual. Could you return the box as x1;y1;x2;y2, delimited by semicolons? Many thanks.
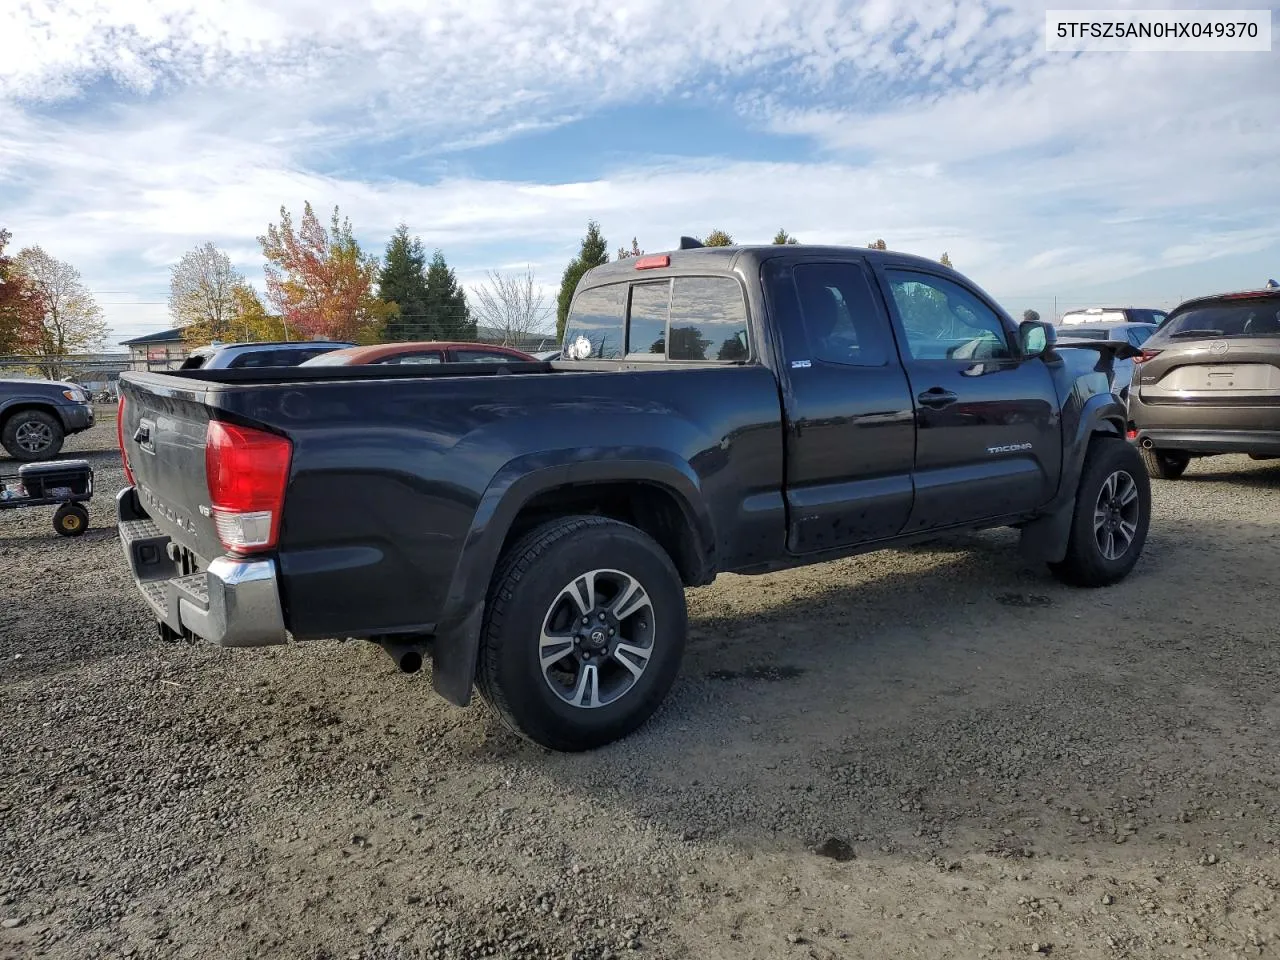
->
116;245;1149;750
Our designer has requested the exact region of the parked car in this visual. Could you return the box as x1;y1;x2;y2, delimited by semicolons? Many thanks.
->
1053;320;1158;400
299;341;535;366
178;340;355;370
0;378;94;461
115;244;1149;751
1128;287;1280;478
1060;306;1169;327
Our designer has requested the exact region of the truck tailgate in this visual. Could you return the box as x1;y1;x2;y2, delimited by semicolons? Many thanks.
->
119;377;221;562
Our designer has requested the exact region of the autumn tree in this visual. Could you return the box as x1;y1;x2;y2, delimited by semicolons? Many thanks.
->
259;202;388;342
772;229;799;245
422;250;474;341
868;238;887;250
473;267;552;346
702;229;734;247
378;224;430;342
13;246;106;379
616;238;643;260
170;243;244;343
556;221;609;340
940;252;953;267
183;284;288;347
0;228;39;355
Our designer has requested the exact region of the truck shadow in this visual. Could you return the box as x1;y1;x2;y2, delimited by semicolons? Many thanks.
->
472;524;1265;871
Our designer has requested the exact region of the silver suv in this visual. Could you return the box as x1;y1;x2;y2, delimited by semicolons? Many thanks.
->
179;340;354;370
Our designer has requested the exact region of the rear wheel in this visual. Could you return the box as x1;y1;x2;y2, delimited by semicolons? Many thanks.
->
1049;438;1150;587
1140;447;1190;480
2;410;64;461
52;502;89;537
477;516;687;751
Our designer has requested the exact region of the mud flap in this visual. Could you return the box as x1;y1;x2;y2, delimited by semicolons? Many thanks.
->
429;602;485;707
1017;500;1074;564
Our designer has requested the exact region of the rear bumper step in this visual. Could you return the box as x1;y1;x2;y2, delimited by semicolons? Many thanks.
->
118;488;287;648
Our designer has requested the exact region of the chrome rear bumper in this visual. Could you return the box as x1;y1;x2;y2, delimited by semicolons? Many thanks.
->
118;488;287;647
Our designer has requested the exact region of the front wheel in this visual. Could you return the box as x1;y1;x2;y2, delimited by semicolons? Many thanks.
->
1140;447;1190;480
477;516;687;751
1048;438;1150;587
2;410;64;461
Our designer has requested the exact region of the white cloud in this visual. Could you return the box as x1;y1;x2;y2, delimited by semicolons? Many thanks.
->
1;0;1276;343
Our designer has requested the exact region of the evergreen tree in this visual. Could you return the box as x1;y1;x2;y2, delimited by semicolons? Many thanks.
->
940;251;954;268
422;250;473;340
772;229;799;245
378;224;430;341
868;238;887;250
556;221;609;340
702;229;733;247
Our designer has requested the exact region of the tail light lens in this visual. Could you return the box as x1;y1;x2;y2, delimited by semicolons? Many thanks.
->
1134;348;1162;364
205;421;292;553
117;395;135;485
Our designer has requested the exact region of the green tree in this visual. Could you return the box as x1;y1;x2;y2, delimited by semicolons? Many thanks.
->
556;221;609;340
422;250;474;340
940;251;953;267
772;229;799;245
702;229;734;247
868;238;887;250
378;224;430;341
616;237;643;260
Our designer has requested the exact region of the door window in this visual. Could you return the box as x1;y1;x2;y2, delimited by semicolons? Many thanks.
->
884;270;1013;361
563;283;627;359
454;350;523;363
377;352;444;364
792;263;891;366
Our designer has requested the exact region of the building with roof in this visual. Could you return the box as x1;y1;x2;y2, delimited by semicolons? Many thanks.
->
120;327;190;371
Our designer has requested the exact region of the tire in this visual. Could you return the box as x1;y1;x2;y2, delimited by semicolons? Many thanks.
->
1140;447;1189;480
2;409;64;461
53;502;89;537
477;515;687;751
1049;437;1150;588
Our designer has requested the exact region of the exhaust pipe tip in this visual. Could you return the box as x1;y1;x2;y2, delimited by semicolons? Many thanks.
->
374;638;427;674
1141;438;1154;449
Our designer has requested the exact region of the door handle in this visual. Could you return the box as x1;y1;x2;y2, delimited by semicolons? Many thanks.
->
917;387;958;408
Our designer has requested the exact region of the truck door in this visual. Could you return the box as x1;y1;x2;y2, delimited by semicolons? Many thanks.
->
765;257;917;554
873;265;1062;532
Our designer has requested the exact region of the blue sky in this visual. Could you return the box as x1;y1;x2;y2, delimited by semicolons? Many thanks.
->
1;0;1278;345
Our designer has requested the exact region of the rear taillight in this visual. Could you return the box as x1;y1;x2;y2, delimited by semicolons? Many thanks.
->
1134;348;1162;364
117;396;135;485
205;420;292;553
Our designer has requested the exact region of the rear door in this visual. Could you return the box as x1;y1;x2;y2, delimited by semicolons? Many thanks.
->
766;256;917;553
875;265;1062;531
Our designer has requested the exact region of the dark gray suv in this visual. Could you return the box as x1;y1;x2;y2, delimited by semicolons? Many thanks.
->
1128;289;1280;478
1;378;95;461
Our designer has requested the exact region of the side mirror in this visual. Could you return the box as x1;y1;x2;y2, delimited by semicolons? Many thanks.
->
1019;320;1056;358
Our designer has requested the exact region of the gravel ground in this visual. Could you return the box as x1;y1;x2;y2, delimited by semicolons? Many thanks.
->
2;419;1279;960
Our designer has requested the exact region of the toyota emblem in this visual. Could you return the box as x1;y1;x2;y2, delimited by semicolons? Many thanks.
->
1209;340;1229;356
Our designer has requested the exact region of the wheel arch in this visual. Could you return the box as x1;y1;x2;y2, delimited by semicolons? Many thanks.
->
429;450;716;707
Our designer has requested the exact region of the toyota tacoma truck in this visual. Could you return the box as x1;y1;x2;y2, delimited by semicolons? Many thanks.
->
116;244;1150;751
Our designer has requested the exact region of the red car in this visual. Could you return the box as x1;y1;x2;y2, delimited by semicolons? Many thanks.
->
299;341;535;367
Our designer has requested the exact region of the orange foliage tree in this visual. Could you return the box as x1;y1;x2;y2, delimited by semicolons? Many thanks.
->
258;203;390;342
0;228;40;354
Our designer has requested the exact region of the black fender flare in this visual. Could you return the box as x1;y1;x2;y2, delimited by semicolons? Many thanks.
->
1018;392;1126;564
429;449;714;707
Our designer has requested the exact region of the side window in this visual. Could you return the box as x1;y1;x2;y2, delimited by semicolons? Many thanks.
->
1128;327;1153;347
1152;311;1169;328
667;277;749;361
627;282;671;358
884;270;1013;361
563;284;626;359
792;263;891;367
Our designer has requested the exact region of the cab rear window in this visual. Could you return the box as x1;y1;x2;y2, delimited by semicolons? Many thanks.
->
563;276;748;362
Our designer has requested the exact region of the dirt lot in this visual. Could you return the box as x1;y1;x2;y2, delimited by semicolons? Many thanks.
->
2;419;1278;960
